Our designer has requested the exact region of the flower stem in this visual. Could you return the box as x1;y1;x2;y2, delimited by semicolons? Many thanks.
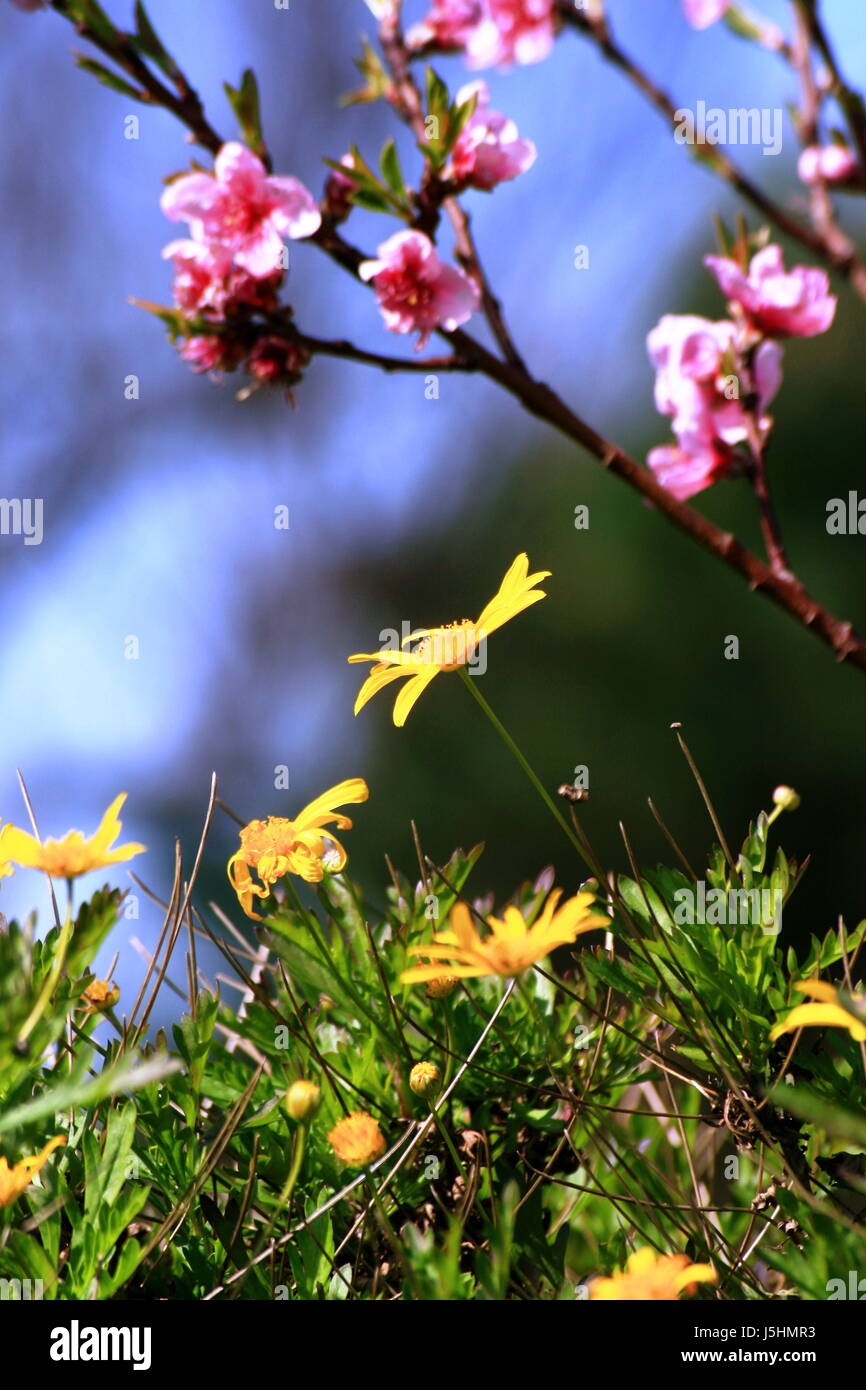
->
457;666;593;874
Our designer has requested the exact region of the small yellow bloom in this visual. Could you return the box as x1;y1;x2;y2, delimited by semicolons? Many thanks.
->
0;1136;66;1209
327;1111;386;1167
401;888;608;984
425;976;457;999
285;1079;321;1122
0;794;145;881
770;978;866;1043
81;978;120;1015
409;1061;441;1097
590;1247;717;1301
348;553;550;727
228;778;369;919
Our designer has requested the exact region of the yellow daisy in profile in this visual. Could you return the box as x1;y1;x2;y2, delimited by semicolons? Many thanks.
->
401;888;608;984
769;978;866;1043
590;1247;716;1301
0;794;145;881
228;778;369;919
81;979;120;1016
348;553;550;727
327;1111;386;1167
0;1136;66;1209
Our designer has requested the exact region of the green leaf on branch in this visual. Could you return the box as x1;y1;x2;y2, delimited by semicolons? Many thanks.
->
380;139;406;197
223;69;267;163
132;1;179;81
74;55;144;102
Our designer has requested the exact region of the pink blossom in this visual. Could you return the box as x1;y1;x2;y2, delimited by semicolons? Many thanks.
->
646;444;729;500
704;245;837;338
646;314;782;499
161;142;321;278
247;335;310;386
448;81;536;189
162;239;281;318
359;230;480;348
683;0;729;29
797;143;860;187
178;336;236;374
323;155;358;223
408;0;484;49
465;0;557;69
8;0;47;10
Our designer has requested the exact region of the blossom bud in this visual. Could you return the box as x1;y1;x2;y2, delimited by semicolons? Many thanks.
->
772;786;800;812
409;1061;441;1097
285;1079;321;1122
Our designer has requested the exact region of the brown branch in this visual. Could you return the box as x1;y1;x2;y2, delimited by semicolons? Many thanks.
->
51;0;223;157
797;0;866;175
293;329;472;375
55;3;866;676
379;9;528;371
555;0;866;304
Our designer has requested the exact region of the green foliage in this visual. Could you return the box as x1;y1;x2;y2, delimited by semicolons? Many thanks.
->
0;796;863;1301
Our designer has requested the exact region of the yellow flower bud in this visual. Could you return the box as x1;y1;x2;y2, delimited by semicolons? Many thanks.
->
285;1079;321;1123
772;786;800;812
425;976;457;999
409;1061;441;1097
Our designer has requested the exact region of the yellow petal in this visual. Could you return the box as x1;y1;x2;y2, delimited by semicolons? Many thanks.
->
393;669;439;726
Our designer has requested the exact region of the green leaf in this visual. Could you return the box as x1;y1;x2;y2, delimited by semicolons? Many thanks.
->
768;1083;866;1146
132;1;178;79
74;56;144;102
379;139;405;196
223;68;266;162
0;1054;181;1136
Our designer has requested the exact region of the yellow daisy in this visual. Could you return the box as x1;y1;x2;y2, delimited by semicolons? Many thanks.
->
590;1247;717;1301
327;1111;386;1167
228;778;369;919
0;794;145;881
401;888;608;984
0;1136;66;1209
81;978;120;1016
348;553;550;727
769;978;866;1043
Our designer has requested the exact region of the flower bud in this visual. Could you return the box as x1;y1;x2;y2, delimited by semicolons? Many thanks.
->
772;786;800;812
409;1061;441;1098
285;1079;321;1123
81;979;120;1015
425;975;457;999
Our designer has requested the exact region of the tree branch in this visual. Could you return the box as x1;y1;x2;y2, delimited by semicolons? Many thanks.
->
555;0;866;304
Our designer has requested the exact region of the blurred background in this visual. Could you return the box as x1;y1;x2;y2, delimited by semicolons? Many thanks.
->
1;0;864;1024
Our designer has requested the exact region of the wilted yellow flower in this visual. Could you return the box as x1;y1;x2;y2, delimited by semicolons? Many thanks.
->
0;794;144;880
425;976;457;999
285;1079;321;1122
409;1061;441;1097
228;778;369;919
590;1247;716;1301
348;553;550;727
81;979;120;1015
327;1111;386;1167
770;978;866;1043
0;1136;66;1209
401;888;608;984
